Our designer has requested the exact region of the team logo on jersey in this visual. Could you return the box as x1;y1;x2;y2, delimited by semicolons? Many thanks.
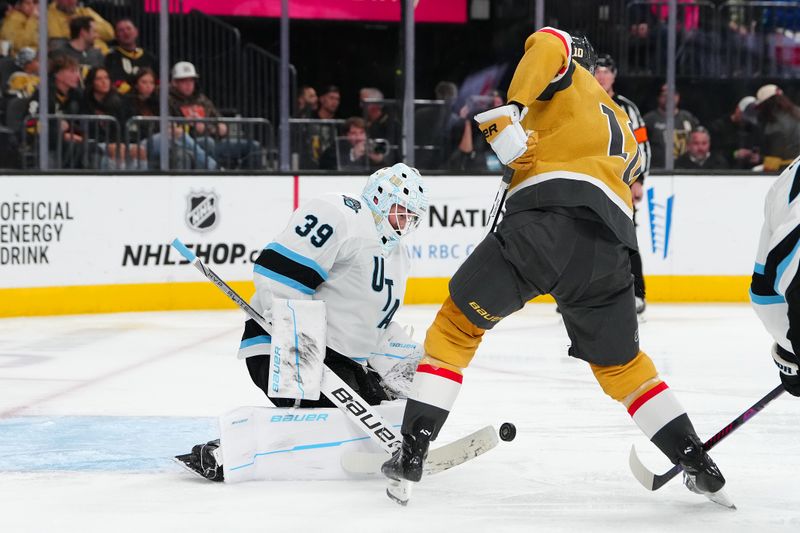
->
646;187;674;259
342;195;361;213
185;191;219;232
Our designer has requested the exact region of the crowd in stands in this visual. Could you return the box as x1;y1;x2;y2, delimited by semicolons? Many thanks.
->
288;72;800;173
0;0;263;170
637;80;800;172
2;1;800;173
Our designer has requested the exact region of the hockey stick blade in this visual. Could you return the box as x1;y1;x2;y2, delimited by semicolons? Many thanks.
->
629;384;786;491
341;425;499;476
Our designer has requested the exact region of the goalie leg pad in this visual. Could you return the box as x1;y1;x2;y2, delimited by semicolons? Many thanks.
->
268;298;326;401
219;402;405;482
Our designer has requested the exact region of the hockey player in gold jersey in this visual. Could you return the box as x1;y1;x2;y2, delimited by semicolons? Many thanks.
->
383;28;731;507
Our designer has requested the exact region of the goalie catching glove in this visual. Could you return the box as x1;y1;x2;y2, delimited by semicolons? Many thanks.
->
368;322;423;399
474;103;537;170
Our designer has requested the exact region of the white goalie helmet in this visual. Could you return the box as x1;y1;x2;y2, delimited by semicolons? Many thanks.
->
362;163;429;254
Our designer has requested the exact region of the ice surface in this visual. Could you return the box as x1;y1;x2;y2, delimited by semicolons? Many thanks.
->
1;305;798;532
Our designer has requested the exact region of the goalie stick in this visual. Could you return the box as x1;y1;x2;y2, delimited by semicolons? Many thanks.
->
171;238;400;455
629;384;786;491
341;425;499;477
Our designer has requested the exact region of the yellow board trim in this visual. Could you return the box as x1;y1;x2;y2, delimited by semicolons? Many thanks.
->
0;281;256;318
0;275;753;318
405;275;753;305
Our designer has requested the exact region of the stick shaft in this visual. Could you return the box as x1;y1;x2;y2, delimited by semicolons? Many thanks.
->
654;384;785;487
485;167;514;236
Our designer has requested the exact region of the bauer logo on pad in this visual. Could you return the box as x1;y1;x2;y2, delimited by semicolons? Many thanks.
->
185;191;219;232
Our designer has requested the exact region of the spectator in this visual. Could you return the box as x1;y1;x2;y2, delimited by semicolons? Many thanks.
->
128;67;217;171
316;85;340;119
294;84;317;118
628;1;708;74
0;0;38;55
52;16;104;75
126;67;157;116
47;0;113;54
5;46;38;97
644;83;700;168
169;60;261;169
104;18;157;96
359;86;399;166
28;53;87;168
708;95;761;169
465;89;505;171
319;116;368;171
302;84;341;167
414;80;466;170
675;127;727;170
756;84;800;172
83;65;146;169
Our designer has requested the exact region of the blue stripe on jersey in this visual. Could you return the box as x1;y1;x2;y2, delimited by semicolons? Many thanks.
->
254;264;316;295
240;335;271;349
265;242;329;282
774;239;800;294
754;262;766;275
749;289;786;305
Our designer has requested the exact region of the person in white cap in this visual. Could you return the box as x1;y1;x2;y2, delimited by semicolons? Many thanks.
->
168;60;262;169
755;83;800;172
708;94;760;169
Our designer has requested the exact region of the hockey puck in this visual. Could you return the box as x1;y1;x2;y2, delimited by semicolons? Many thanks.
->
499;422;516;442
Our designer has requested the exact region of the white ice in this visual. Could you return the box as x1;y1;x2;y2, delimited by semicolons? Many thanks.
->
1;304;798;532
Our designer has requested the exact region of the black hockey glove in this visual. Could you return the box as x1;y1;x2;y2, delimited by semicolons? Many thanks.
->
773;344;800;397
779;372;800;397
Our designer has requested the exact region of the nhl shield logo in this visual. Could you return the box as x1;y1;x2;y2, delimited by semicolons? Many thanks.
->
186;191;219;232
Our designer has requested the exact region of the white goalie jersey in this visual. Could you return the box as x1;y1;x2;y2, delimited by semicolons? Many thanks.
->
238;192;411;363
750;155;800;355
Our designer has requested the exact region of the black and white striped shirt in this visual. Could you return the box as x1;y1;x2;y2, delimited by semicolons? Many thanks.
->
613;93;651;183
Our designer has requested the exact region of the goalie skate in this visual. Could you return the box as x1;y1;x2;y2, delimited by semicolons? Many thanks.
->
174;439;224;482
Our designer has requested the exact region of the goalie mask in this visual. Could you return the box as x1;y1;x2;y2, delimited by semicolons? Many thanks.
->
362;163;429;254
571;33;597;74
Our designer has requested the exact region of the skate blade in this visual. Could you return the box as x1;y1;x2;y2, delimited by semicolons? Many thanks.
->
705;488;736;510
173;455;206;480
386;478;413;506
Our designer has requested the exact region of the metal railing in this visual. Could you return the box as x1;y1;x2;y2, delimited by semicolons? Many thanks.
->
241;44;297;128
21;114;124;170
623;0;718;77
288;100;464;172
19;114;273;171
289;118;346;171
125;116;275;170
611;1;800;79
170;10;242;113
719;1;800;78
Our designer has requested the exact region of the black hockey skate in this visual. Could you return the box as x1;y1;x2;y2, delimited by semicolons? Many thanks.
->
174;439;224;482
676;434;734;508
381;429;432;505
